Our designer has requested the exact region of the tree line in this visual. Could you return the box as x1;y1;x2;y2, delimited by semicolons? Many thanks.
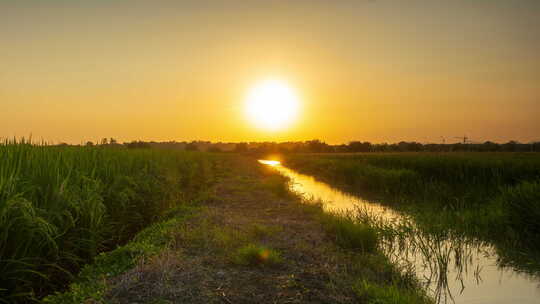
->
68;138;540;153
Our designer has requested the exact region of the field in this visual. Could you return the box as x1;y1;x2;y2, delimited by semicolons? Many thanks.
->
6;143;539;303
282;153;540;266
0;140;220;303
0;142;430;304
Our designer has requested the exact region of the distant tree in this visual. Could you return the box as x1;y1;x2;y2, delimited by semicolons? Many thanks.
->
409;142;423;152
375;143;391;152
306;140;330;153
86;141;94;147
125;141;151;149
502;140;518;152
109;138;117;145
348;141;372;152
397;141;409;152
185;141;199;151
101;138;108;145
234;142;248;153
481;141;499;152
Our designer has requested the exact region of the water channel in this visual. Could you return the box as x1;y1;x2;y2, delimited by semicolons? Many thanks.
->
259;160;540;304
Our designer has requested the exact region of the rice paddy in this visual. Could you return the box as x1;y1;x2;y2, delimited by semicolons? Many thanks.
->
0;140;220;303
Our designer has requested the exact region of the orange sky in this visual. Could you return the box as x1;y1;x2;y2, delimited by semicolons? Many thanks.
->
1;1;539;144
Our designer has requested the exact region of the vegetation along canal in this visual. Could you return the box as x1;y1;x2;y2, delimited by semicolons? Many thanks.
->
259;160;540;304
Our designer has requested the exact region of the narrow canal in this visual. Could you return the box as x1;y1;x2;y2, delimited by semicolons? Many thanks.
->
260;160;540;304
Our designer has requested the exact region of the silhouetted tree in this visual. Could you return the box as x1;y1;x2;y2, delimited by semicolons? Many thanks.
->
234;142;248;153
125;141;151;149
306;140;330;153
481;141;499;152
502;140;518;152
348;141;372;152
185;142;199;151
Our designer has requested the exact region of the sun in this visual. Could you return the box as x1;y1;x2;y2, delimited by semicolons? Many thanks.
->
245;79;300;131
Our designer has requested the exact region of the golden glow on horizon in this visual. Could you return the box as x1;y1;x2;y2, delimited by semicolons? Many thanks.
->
1;2;539;144
245;79;300;131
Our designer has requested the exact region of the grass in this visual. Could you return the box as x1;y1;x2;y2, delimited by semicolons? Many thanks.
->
283;152;540;267
232;244;283;267
353;280;431;304
499;180;540;244
319;213;378;252
0;139;221;303
302;202;430;303
248;223;282;239
42;205;199;304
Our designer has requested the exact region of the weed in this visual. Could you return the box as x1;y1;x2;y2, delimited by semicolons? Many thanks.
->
232;244;282;267
321;214;378;252
500;180;540;246
353;279;431;304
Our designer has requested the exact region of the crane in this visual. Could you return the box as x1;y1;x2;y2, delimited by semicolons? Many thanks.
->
454;136;469;144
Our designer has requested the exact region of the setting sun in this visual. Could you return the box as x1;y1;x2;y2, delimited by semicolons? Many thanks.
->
245;79;300;131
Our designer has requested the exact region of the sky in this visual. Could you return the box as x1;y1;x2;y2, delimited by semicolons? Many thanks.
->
1;0;539;144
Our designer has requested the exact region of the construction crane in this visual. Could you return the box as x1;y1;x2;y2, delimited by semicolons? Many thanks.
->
452;136;481;144
454;136;469;144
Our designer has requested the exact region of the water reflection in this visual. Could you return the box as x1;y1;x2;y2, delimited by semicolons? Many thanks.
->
258;160;281;166
259;160;540;304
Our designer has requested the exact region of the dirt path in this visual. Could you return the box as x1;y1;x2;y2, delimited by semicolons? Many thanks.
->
102;157;406;304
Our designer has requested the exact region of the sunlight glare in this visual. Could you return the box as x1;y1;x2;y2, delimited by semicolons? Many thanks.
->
245;79;300;131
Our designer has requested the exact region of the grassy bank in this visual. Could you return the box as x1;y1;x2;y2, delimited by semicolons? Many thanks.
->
0;140;221;303
282;153;540;256
39;155;431;303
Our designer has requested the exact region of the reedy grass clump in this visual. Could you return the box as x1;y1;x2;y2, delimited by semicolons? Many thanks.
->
232;244;282;267
320;213;378;253
353;279;432;304
499;180;540;247
0;139;218;303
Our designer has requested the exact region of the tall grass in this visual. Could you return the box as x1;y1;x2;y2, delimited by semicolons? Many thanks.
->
283;153;540;251
499;180;540;244
0;139;217;303
319;213;378;252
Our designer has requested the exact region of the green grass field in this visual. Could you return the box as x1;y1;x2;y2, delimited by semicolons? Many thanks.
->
0;140;221;303
283;153;540;255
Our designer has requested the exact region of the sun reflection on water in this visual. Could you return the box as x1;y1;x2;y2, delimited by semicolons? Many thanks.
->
258;160;281;166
